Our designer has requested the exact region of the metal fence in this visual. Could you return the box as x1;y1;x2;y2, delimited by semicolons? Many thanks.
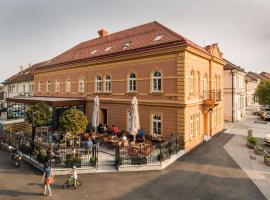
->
2;130;98;169
115;134;183;168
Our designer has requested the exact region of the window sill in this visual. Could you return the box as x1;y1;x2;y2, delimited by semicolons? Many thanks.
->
104;92;112;95
151;91;163;96
126;92;137;96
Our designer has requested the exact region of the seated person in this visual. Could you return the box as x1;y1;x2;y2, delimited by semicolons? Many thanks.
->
112;125;120;136
97;123;102;133
152;132;158;140
86;138;93;149
136;129;146;143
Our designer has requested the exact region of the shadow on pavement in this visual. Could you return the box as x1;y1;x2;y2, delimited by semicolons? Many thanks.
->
0;190;42;198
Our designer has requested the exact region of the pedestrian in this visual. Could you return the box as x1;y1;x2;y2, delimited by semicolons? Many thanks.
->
41;162;54;197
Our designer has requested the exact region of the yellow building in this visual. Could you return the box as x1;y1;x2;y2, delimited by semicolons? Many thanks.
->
10;21;225;152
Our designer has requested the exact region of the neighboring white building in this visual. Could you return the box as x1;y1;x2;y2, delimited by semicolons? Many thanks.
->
2;64;43;99
245;72;259;106
224;60;246;122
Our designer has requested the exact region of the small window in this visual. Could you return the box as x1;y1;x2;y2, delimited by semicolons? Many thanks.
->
123;42;132;49
66;80;71;93
153;35;163;41
152;71;162;92
105;46;112;52
38;81;42;93
79;79;84;93
196;113;200;134
152;114;162;135
96;76;102;92
91;49;97;55
105;75;111;92
190;114;194;138
55;80;60;93
128;73;136;92
190;71;194;95
46;81;51;93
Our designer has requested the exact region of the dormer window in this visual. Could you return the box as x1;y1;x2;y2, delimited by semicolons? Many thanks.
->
123;42;132;49
153;35;163;41
91;49;97;55
105;46;112;52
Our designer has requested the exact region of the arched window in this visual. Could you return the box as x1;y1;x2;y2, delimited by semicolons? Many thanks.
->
46;81;51;93
96;76;102;92
105;75;111;92
203;73;208;99
66;80;71;92
152;71;162;92
190;70;194;95
128;73;136;92
214;75;217;90
79;79;84;93
55;80;60;93
197;71;200;94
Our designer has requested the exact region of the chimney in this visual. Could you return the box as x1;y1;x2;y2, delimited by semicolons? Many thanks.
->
19;66;24;71
98;29;109;37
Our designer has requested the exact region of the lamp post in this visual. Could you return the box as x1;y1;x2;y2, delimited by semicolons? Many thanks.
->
32;111;40;142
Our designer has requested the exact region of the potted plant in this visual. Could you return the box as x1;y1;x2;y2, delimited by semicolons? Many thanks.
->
264;153;270;167
247;137;257;148
254;144;266;156
72;156;82;168
90;156;97;166
115;155;122;166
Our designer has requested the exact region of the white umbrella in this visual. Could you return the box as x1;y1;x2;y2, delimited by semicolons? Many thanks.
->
130;96;140;141
92;96;100;131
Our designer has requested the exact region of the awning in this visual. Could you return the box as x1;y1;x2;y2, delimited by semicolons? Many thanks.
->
6;96;86;107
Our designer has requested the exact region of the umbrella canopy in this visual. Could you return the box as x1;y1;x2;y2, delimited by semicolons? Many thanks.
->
92;96;100;130
130;96;140;140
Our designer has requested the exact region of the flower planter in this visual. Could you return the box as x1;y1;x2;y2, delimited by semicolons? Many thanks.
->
247;141;256;149
264;156;270;167
254;145;266;156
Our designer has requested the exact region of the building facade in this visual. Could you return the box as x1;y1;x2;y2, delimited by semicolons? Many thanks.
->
224;60;246;122
2;64;42;99
245;73;259;106
32;22;224;151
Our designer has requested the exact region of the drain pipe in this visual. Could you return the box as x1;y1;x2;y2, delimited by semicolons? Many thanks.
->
231;69;234;122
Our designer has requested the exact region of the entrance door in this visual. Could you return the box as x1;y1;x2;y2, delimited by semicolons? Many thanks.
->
100;109;108;125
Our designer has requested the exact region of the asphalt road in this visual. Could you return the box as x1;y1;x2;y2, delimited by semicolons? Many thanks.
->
0;133;266;200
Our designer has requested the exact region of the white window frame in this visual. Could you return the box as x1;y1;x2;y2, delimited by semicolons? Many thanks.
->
196;113;200;134
79;79;85;93
38;81;42;93
151;114;162;135
152;71;162;92
105;75;111;92
190;70;194;95
66;80;71;93
128;73;136;92
55;80;60;93
46;81;51;93
190;114;194;138
96;76;102;92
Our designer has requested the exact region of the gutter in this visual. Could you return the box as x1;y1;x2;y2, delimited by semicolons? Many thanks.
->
231;69;234;122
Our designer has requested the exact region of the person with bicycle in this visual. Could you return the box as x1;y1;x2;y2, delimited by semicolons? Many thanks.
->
70;166;78;188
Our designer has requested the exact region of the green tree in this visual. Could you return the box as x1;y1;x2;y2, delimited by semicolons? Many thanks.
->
26;102;52;127
59;108;88;134
256;80;270;105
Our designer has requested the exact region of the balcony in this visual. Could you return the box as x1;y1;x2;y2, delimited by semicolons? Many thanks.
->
201;90;222;105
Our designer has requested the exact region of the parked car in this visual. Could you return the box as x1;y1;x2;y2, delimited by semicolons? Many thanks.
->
264;134;270;145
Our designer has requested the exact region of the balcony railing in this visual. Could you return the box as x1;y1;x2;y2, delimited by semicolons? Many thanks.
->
201;90;222;103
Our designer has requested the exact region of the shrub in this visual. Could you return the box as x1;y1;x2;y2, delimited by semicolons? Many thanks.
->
248;137;257;144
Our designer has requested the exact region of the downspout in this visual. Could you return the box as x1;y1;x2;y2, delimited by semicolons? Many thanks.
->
231;69;234;122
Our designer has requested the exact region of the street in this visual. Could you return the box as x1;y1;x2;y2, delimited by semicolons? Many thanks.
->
0;131;266;200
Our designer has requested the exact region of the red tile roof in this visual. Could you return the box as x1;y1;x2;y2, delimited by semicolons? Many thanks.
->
3;61;47;84
260;72;270;80
35;21;218;72
224;59;245;72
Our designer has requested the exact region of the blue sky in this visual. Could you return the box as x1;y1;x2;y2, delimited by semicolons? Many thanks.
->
0;0;269;81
